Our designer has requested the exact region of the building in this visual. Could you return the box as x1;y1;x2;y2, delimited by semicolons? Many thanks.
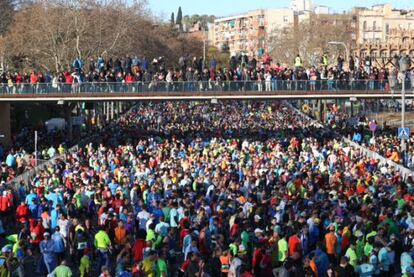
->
291;0;312;12
355;28;414;59
211;2;414;60
314;5;330;15
212;9;295;57
352;4;414;58
356;4;414;44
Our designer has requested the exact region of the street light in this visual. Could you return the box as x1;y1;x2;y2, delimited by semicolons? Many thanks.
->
398;54;410;157
202;29;209;71
328;41;349;64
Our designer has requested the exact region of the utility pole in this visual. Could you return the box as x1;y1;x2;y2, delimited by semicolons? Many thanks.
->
399;54;410;165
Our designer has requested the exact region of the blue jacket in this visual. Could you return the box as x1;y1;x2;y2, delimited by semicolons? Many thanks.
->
50;209;60;230
40;239;57;263
52;233;65;253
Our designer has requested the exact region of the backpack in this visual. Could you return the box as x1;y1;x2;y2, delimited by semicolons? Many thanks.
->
76;231;88;250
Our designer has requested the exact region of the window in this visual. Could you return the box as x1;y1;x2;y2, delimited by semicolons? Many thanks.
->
373;21;376;30
283;16;288;23
385;23;389;34
258;15;265;27
363;21;367;30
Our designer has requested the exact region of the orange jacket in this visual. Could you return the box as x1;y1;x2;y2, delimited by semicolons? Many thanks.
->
114;226;127;245
220;255;230;273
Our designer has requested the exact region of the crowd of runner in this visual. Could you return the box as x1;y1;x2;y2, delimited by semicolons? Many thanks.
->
0;101;412;277
1;54;414;93
321;102;414;170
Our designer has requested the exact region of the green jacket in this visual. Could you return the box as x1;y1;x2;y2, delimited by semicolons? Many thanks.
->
94;230;111;250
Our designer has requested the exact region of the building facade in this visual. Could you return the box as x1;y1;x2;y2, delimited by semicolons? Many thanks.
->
211;3;414;60
353;4;414;58
212;9;295;57
291;0;312;13
355;29;414;59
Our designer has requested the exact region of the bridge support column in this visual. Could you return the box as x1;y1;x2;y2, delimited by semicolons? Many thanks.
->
297;100;302;110
312;100;316;119
102;102;106;123
64;102;76;142
0;103;11;148
316;100;322;121
350;101;354;117
85;109;91;132
118;102;123;114
106;102;111;123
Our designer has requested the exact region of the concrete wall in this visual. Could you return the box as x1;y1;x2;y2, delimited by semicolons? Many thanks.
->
0;103;11;148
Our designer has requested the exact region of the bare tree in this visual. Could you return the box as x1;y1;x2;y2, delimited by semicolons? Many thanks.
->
268;16;351;67
2;0;201;72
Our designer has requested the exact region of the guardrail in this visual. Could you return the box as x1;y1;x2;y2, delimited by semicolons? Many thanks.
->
344;139;414;180
5;103;133;201
0;80;412;94
287;101;414;180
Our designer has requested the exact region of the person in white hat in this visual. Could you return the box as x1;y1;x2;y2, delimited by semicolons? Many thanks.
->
40;231;57;274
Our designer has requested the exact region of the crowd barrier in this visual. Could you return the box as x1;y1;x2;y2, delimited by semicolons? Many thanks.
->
344;139;414;180
5;104;134;200
286;101;414;180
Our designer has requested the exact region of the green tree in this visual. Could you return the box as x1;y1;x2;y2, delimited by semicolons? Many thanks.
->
170;12;175;26
176;6;182;30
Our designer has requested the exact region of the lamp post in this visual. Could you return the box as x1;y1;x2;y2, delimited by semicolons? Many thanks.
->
202;29;209;71
328;41;349;64
399;54;410;160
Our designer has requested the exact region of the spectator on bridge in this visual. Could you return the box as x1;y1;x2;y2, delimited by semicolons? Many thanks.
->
72;57;84;71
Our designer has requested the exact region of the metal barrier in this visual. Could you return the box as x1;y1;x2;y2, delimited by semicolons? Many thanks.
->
0;80;412;94
6;154;66;192
344;139;414;180
5;103;134;200
286;101;414;180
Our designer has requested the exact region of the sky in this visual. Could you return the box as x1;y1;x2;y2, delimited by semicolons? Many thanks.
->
148;0;414;19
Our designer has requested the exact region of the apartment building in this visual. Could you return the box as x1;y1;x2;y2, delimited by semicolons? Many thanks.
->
212;9;295;57
356;4;414;44
352;4;414;58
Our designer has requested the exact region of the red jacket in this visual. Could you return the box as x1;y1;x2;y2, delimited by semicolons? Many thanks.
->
30;73;38;84
133;239;146;262
112;199;124;214
65;74;74;85
29;220;44;245
125;75;134;84
16;204;30;223
0;196;10;212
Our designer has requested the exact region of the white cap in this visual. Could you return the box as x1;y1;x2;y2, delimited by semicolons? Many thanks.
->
254;228;264;234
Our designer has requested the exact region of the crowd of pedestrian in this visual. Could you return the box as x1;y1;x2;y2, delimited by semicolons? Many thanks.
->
0;101;412;277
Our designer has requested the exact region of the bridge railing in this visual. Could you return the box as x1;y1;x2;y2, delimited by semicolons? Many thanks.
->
0;80;412;94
